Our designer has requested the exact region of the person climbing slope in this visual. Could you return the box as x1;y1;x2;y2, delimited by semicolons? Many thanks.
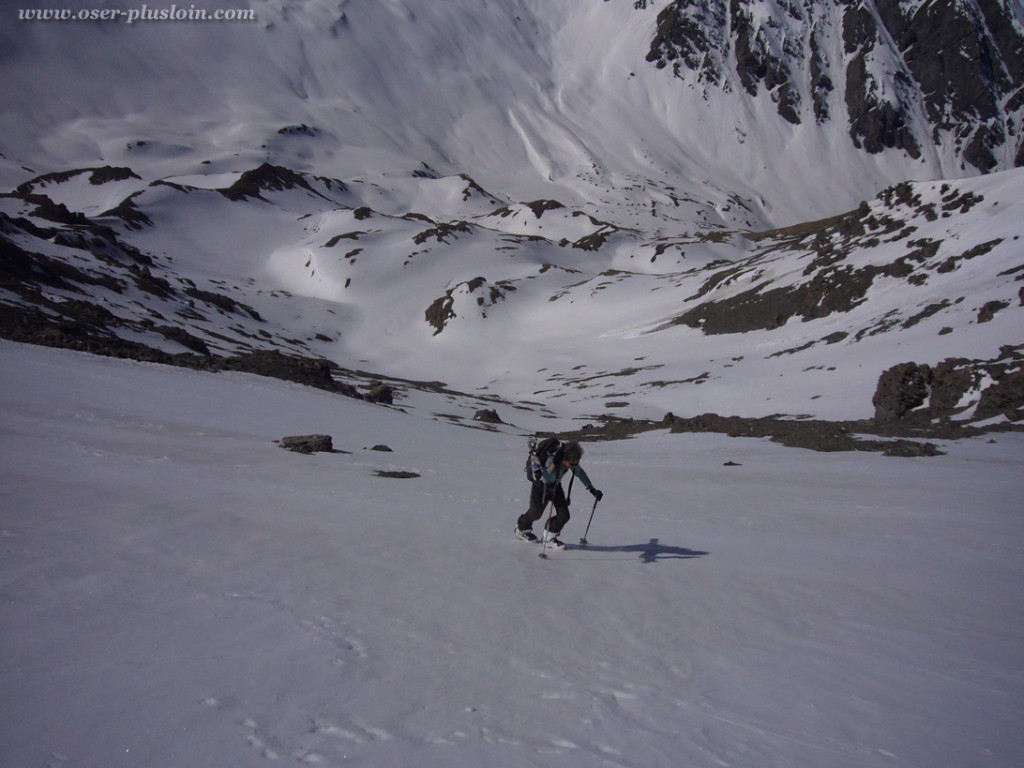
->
516;438;602;549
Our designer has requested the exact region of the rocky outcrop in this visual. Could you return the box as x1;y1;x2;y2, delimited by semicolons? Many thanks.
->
877;0;1024;171
731;0;801;125
841;2;922;159
364;382;395;404
226;350;349;393
873;362;933;423
873;348;1024;424
646;0;728;86
664;412;942;457
662;200;909;335
425;277;517;335
643;0;1024;172
219;162;331;203
473;408;504;424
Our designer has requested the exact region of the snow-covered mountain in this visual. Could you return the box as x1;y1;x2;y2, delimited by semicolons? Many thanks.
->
4;0;1023;226
1;0;1022;436
3;5;1024;766
2;160;1022;438
646;0;1024;173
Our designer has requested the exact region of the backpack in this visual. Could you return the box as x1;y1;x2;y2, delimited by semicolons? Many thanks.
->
524;437;562;482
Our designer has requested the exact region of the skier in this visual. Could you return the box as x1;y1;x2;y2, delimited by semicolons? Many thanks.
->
516;440;603;548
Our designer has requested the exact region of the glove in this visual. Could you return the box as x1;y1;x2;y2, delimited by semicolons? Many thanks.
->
590;487;603;501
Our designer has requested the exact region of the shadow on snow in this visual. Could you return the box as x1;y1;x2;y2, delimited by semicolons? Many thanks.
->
566;537;708;564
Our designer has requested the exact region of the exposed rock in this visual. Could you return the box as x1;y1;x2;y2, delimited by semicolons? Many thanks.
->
664;412;944;457
882;0;1024;170
425;277;517;335
181;285;263;320
645;0;729;85
101;194;153;230
976;368;1024;421
280;434;334;454
873;349;1024;425
14;165;141;194
277;123;319;137
413;220;474;245
641;0;1024;171
473;408;504;424
153;325;210;355
731;1;801;125
844;51;921;159
373;470;420;478
364;381;395;404
225;350;346;394
424;292;456;335
524;199;566;218
873;362;931;423
809;30;833;122
927;359;975;415
666;256;905;335
842;3;921;159
567;402;1023;456
219;163;327;202
978;300;1010;323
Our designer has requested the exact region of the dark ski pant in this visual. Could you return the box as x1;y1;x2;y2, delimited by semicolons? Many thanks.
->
518;481;570;535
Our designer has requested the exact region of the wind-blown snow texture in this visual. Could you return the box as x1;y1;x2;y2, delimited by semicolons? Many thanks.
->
1;3;1024;765
2;342;1023;767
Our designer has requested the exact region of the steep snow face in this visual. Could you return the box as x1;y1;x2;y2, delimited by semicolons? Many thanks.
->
646;0;1024;174
2;0;1022;229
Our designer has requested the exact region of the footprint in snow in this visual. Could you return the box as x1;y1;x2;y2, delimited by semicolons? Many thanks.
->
241;718;280;761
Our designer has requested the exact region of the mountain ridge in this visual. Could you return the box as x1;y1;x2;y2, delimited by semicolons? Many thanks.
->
3;1;1023;227
2;158;1021;445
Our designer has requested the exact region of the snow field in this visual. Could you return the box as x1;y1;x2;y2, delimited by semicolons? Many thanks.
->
1;341;1022;767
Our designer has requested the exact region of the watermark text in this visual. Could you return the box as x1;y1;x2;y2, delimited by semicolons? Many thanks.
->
18;4;257;24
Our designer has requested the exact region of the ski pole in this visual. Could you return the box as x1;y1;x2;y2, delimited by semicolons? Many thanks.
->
539;495;557;559
540;464;575;558
579;497;600;547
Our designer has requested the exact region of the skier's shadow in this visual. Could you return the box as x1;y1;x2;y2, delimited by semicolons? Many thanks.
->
567;537;708;564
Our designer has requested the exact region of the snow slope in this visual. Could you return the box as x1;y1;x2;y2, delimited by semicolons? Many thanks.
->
3;159;1021;427
2;341;1022;767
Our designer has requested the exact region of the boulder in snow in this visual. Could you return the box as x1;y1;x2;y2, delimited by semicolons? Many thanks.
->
280;434;333;454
